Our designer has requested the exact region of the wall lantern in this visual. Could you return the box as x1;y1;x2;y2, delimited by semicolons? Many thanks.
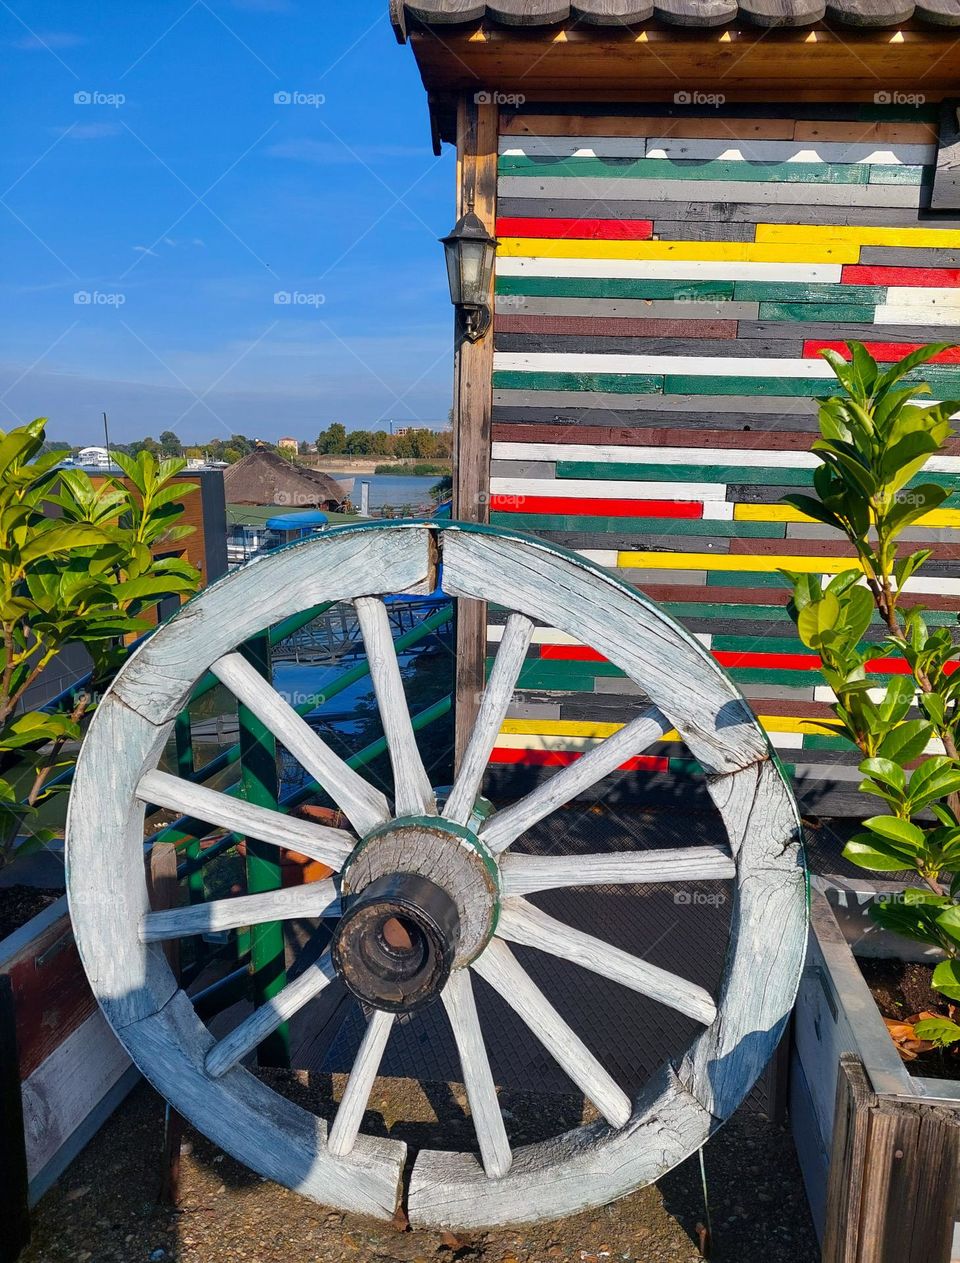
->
440;207;498;342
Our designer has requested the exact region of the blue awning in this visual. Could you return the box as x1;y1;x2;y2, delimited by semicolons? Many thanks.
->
265;511;329;531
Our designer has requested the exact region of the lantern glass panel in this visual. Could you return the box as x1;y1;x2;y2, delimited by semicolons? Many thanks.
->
443;241;462;306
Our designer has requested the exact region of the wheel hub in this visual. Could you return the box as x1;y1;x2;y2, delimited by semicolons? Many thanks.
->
332;871;460;1012
336;816;501;1005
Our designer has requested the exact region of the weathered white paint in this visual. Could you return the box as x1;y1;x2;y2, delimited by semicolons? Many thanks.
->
138;769;354;870
497;898;717;1026
354;596;436;817
500;847;736;896
480;708;671;853
441;969;512;1178
444;613;535;825
205;951;339;1079
327;1009;395;1157
211;651;390;836
495;256;846;283
141;879;340;942
471;938;632;1129
494;352;837;380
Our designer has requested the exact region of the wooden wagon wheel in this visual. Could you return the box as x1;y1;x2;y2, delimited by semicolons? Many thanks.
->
66;521;807;1229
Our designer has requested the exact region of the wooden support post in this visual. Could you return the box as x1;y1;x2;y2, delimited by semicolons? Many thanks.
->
452;92;498;771
822;1053;960;1263
238;634;289;1068
0;975;30;1262
147;842;185;1207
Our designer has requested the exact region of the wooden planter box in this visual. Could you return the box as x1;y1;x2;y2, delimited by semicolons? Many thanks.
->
0;896;138;1205
792;885;960;1259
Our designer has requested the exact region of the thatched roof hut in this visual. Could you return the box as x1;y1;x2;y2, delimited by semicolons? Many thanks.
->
222;449;346;510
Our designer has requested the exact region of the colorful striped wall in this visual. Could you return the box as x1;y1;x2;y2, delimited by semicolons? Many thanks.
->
485;102;960;815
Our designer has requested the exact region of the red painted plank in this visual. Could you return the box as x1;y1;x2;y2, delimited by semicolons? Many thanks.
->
490;494;703;518
842;265;960;287
489;747;669;772
804;340;960;364
537;643;954;676
496;216;653;240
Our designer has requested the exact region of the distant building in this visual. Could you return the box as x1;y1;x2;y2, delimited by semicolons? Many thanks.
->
393;428;410;438
76;445;112;469
278;437;299;453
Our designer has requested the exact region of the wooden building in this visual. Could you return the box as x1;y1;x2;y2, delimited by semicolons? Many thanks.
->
393;1;960;814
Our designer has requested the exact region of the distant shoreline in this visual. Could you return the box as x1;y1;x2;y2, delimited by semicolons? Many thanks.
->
300;455;451;477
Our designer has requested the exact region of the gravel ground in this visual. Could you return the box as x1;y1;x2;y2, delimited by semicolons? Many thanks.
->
21;1074;818;1263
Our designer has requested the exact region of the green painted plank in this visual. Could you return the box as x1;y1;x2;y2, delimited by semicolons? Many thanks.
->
732;282;887;304
495;276;736;300
857;102;938;123
557;461;816;485
497;156;911;185
758;302;877;322
493;371;664;394
803;733;858;752
664;375;844;398
489;512;787;537
707;570;806;589
663;601;795;622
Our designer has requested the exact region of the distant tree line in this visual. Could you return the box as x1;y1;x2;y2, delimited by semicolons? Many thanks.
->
44;425;453;467
316;423;453;460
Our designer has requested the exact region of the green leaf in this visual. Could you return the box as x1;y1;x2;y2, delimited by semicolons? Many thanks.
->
877;720;933;767
863;815;925;850
932;959;960;1002
843;836;916;871
914;1017;960;1048
859;757;906;792
20;523;112;563
797;591;841;650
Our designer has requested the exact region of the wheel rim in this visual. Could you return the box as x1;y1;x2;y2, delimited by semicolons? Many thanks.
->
66;521;807;1228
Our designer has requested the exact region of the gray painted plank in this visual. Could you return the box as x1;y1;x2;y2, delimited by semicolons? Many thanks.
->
858;245;960;267
652;221;757;241
495;297;762;320
497;178;923;207
493;389;819;415
496;197;955;227
493;407;822;432
494;334;807;357
739;321;960;341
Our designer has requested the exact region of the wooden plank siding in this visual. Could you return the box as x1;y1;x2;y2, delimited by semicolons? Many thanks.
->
481;101;960;816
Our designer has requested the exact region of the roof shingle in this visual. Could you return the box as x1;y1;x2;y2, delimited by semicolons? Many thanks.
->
390;0;960;33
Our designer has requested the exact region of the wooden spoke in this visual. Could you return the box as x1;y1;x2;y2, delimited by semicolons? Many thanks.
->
497;899;717;1028
210;652;389;835
441;970;512;1179
479;708;671;854
470;938;632;1129
354;596;436;817
500;848;736;897
327;1009;395;1157
138;770;354;871
443;613;534;826
205;950;339;1078
141;879;340;943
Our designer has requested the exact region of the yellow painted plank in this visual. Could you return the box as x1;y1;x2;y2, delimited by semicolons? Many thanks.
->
497;237;860;264
755;223;960;249
502;715;832;739
616;550;859;574
734;503;960;527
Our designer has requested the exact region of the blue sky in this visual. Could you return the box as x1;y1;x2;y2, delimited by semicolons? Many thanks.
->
0;1;456;445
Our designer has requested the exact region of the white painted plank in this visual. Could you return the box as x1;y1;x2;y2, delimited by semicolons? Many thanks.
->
205;951;339;1078
702;501;735;521
211;651;389;835
471;939;631;1128
573;549;619;566
497;175;922;208
21;1006;133;1186
487;624;582;647
497;898;717;1026
496;256;845;283
441;970;512;1178
499;136;934;165
327;1009;395;1157
875;303;960;325
490;477;728;502
881;286;960;306
354;596;436;817
444;613;534;826
138;769;354;870
500;847;736;895
141;879;340;942
493;351;837;379
127;990;406;1218
480;708;672;854
492;441;960;475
